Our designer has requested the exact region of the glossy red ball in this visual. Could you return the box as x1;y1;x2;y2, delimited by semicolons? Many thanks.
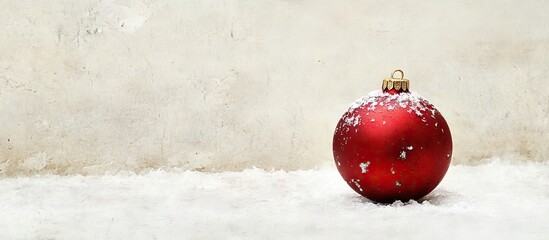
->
333;90;452;203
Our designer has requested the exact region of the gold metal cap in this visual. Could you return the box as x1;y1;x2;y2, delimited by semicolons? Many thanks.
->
382;69;410;92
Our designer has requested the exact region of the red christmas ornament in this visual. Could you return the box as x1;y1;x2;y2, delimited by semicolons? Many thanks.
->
333;70;452;203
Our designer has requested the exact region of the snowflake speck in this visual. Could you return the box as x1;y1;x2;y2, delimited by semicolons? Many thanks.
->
399;151;406;160
359;161;370;174
351;179;363;192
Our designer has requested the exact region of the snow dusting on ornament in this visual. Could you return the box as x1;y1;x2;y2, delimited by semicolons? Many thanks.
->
343;114;361;127
342;90;437;119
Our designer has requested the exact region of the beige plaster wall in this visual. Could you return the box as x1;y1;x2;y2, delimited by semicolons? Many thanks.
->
1;0;547;175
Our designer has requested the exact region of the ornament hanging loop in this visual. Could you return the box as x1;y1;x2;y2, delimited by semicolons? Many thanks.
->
382;69;409;93
391;69;404;80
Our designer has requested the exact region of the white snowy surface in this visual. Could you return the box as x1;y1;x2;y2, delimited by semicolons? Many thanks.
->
0;160;547;240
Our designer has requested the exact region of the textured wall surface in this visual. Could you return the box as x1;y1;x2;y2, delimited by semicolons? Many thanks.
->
0;0;548;175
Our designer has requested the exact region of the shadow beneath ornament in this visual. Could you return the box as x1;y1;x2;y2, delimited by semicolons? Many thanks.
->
346;188;460;206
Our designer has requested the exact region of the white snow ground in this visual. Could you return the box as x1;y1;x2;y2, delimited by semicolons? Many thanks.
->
0;160;547;240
